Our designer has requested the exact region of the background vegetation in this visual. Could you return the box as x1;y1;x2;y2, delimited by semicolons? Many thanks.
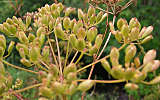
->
0;0;159;99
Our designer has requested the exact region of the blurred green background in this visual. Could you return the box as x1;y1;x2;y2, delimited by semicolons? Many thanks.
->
0;0;160;100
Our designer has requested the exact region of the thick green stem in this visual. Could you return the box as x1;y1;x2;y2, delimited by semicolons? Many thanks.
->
75;52;84;64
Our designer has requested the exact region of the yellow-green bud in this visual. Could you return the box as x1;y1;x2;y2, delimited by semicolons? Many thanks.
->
89;45;98;55
132;71;147;83
67;72;77;82
16;43;28;55
117;18;128;30
63;17;71;30
125;68;135;80
0;47;5;58
67;82;77;95
29;46;40;62
140;35;153;44
149;75;160;84
20;58;32;67
141;26;153;38
129;27;140;41
63;63;77;77
64;7;75;17
42;46;50;62
96;11;103;23
73;20;83;34
0;61;5;75
101;59;111;73
39;86;54;98
76;38;86;51
0;24;4;33
37;27;45;37
51;3;57;11
77;80;95;92
38;97;49;100
49;64;59;78
143;49;156;64
49;19;55;31
70;19;76;30
28;33;35;42
88;6;95;18
78;9;84;20
121;24;130;38
95;34;103;48
19;48;26;58
114;31;122;42
77;27;86;39
7;41;15;55
51;10;60;18
86;27;97;42
111;65;124;79
138;27;146;38
6;18;14;25
69;34;78;48
51;81;67;94
142;60;160;73
90;14;96;25
125;83;139;90
110;47;119;66
125;44;137;67
129;18;141;30
12;16;19;25
18;31;29;44
134;57;140;68
41;15;50;26
0;35;6;49
109;22;115;32
26;16;31;28
57;3;64;12
54;24;66;40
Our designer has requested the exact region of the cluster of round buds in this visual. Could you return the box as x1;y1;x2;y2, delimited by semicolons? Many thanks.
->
38;63;94;99
110;18;153;44
101;45;160;90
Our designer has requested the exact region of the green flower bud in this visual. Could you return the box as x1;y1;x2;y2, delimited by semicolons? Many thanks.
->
134;57;140;68
57;3;64;12
96;13;107;24
67;72;77;82
88;6;95;18
49;64;59;78
83;14;88;23
89;45;98;55
101;59;111;73
73;20;83;34
69;34;78;48
140;35;153;44
0;61;5;75
20;58;32;67
9;25;16;35
39;34;45;46
42;46;50;62
7;41;15;55
19;48;26;58
38;97;49;100
110;47;119;66
42;15;50;26
76;38;86;51
96;11;103;23
111;65;124;79
132;71;147;83
54;24;66;40
77;27;86;39
138;27;146;38
109;22;115;32
63;17;71;30
0;47;5;58
117;18;128;30
16;43;28;55
37;27;46;37
149;75;160;84
49;19;55;31
125;44;137;67
67;82;77;95
78;9;84;20
95;34;103;48
78;80;94;92
129;18;141;30
114;31;122;42
64;7;75;17
26;16;31;28
125;83;139;90
143;49;156;64
141;26;153;38
125;68;135;80
129;27;140;41
28;33;35;42
12;16;19;25
90;14;96;25
143;60;160;73
39;86;54;98
63;63;77;77
6;18;14;25
86;27;97;42
121;24;130;38
0;35;6;49
17;31;29;44
0;24;4;33
70;19;76;30
29;46;40;62
51;81;67;94
51;10;60;18
51;3;57;11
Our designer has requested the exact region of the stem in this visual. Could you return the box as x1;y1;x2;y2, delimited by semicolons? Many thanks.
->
9;83;42;94
70;51;78;64
39;60;49;69
36;64;48;72
3;60;38;74
141;81;152;85
47;37;59;67
64;41;70;67
55;35;63;76
77;79;126;84
75;52;84;64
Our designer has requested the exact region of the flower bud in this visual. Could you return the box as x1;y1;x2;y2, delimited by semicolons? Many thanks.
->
6;18;13;25
134;57;140;68
109;22;115;32
18;31;29;44
37;27;45;37
16;43;28;55
125;44;137;67
29;46;40;62
117;18;128;30
101;59;111;73
129;18;141;30
141;26;153;38
89;45;98;55
78;9;84;20
57;3;64;12
51;3;57;11
0;61;5;75
96;11;103;23
73;20;83;34
77;80;94;92
149;75;160;84
41;15;50;26
0;35;6;49
90;14;96;25
125;68;135;80
20;58;32;67
142;60;160;73
9;25;16;35
39;86;54;98
110;47;119;66
125;83;139;90
76;39;86;51
49;19;55;31
65;7;75;16
143;49;156;64
88;6;95;18
86;27;97;42
77;27;86;39
114;31;122;42
0;24;4;33
51;81;67;94
63;63;77;77
67;72;77;82
138;27;146;38
111;65;124;79
121;24;130;38
83;14;88;23
54;24;66;40
51;10;60;18
129;27;140;41
28;33;35;42
19;48;26;58
69;34;78;48
49;64;59;78
42;46;50;61
38;97;49;100
0;47;5;58
95;34;103;48
140;35;153;44
12;16;19;25
132;71;147;83
39;34;45;46
67;82;77;95
63;17;71;30
26;16;31;28
7;41;15;55
70;19;76;30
